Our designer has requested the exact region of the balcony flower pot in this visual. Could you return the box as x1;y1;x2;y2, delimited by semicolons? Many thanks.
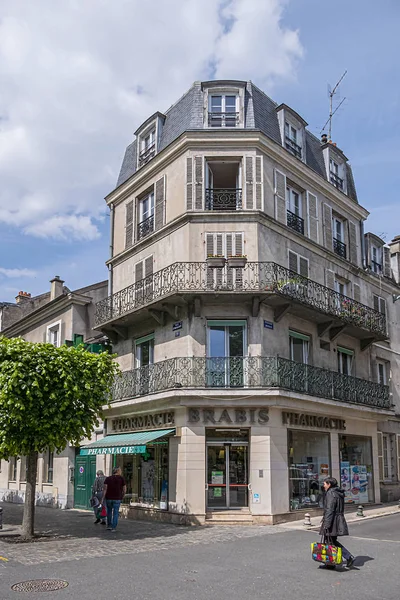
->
207;256;226;268
227;256;247;268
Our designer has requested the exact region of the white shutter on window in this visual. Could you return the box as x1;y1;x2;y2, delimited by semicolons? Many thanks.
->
186;157;193;210
325;269;335;290
125;200;134;249
144;256;153;278
353;282;361;303
194;156;203;210
307;191;318;243
135;260;143;283
348;221;358;265
377;432;384;482
206;233;215;258
155;176;165;230
255;156;263;210
323;203;333;251
245;156;254;210
380;297;387;317
299;257;309;278
234;233;244;256
288;250;298;273
383;247;392;278
274;169;286;224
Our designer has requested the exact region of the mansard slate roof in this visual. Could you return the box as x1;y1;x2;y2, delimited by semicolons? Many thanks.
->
116;80;358;203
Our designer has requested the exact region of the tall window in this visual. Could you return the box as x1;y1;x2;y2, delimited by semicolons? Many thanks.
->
373;295;387;316
377;361;388;385
285;122;297;143
286;187;301;216
138;129;156;166
209;95;238;127
288;250;309;277
207;321;246;387
135;334;155;396
9;457;17;481
330;159;344;191
333;218;344;242
289;331;309;364
45;450;54;484
137;191;155;240
337;347;354;376
47;321;61;347
371;245;382;273
334;279;347;296
382;434;395;481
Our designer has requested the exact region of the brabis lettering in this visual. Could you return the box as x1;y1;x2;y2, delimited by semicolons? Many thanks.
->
188;407;269;425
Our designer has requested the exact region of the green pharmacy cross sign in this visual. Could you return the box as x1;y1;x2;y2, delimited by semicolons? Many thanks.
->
80;445;146;456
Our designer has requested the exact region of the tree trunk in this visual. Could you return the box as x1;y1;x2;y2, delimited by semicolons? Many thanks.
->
21;451;38;539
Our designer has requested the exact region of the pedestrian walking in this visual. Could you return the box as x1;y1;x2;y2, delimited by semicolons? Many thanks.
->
91;470;106;525
101;467;126;532
319;477;355;569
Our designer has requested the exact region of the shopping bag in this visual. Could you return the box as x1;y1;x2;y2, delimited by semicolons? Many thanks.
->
100;504;107;518
311;537;342;565
90;495;99;508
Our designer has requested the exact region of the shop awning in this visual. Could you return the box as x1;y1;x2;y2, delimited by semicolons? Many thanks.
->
80;429;175;456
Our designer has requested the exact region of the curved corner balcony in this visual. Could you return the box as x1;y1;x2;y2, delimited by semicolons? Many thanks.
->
112;356;390;410
95;262;387;347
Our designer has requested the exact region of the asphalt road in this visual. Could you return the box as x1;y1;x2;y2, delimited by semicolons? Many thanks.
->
0;512;399;600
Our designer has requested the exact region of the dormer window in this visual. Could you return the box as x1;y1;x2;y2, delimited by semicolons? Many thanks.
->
330;158;344;191
276;104;307;162
138;129;156;167
284;122;302;159
209;94;239;127
371;245;382;273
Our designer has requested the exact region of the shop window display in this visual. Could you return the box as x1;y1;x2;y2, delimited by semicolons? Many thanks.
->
288;430;330;510
339;435;374;504
116;442;169;509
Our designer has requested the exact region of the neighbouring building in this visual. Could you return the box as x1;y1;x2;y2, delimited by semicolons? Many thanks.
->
0;277;110;509
84;80;400;525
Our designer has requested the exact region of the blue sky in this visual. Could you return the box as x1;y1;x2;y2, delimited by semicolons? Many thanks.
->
0;0;399;302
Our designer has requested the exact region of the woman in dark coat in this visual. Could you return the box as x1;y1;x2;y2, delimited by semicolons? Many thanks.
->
320;477;355;568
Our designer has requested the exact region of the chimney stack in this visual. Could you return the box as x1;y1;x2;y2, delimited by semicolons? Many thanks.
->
50;275;64;301
321;133;328;144
15;291;32;305
388;236;400;284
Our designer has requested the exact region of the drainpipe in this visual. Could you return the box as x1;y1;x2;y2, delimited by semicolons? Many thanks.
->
108;203;114;296
360;219;366;269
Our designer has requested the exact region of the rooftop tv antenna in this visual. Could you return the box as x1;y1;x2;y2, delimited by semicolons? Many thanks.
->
320;70;347;141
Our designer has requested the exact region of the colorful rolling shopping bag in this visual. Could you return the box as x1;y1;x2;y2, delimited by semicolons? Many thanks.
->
311;536;342;565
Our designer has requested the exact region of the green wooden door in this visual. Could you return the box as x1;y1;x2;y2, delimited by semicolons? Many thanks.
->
74;455;97;509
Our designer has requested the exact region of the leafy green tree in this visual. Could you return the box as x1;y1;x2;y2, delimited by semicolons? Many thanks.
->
0;337;119;539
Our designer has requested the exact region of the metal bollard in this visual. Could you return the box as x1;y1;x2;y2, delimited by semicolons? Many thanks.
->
303;512;312;526
357;504;364;517
0;507;3;530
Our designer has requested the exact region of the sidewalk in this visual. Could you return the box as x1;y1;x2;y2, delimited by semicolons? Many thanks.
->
282;501;400;531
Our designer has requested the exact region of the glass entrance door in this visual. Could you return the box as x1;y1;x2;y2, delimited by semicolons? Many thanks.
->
207;443;248;509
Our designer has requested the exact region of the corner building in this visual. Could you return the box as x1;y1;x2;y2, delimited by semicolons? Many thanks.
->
91;80;400;524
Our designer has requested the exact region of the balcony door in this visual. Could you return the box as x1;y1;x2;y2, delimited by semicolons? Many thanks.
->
205;161;241;211
207;321;246;387
135;334;154;395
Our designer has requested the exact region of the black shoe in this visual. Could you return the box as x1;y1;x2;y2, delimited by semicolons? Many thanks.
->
100;521;106;525
320;564;336;570
346;556;355;569
94;519;101;524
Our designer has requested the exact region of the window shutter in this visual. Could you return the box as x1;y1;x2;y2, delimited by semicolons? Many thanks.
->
255;156;263;210
226;233;233;257
125;200;134;249
397;435;400;482
323;203;333;251
379;297;387;317
274;169;286;224
299;257;309;278
377;432;384;482
307;191;318;243
373;295;379;312
288;250;298;273
186;157;193;210
353;282;361;303
206;233;215;258
144;256;153;278
135;261;143;283
234;233;244;256
155;176;165;231
245;156;254;210
325;269;335;290
348;221;358;265
383;247;391;278
216;233;223;256
194;156;203;210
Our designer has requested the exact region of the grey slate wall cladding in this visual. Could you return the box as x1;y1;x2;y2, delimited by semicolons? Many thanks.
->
115;80;358;204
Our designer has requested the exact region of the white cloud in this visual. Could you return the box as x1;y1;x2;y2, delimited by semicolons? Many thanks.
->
0;267;37;278
0;0;303;240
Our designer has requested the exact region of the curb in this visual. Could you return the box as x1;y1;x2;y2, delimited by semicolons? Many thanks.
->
285;508;400;531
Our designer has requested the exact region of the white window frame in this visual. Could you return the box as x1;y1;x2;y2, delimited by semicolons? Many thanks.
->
207;321;247;359
139;191;155;223
135;333;155;368
373;294;387;316
334;278;347;297
377;360;388;385
286;186;302;217
333;217;344;243
285;121;298;143
204;86;244;129
47;320;62;348
289;331;309;364
371;245;382;273
137;121;158;167
382;433;395;481
9;457;17;482
337;347;354;376
288;250;309;278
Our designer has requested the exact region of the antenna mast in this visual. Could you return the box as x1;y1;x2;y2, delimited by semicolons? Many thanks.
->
321;70;347;141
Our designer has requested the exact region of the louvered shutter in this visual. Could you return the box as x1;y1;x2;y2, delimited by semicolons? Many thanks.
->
234;233;244;288
215;233;224;287
186;157;193;210
348;221;358;265
397;435;400;481
353;282;361;303
323;203;333;251
206;233;215;258
135;261;143;283
307;191;318;243
383;247;391;278
135;260;144;303
144;256;154;299
379;297;387;317
226;233;234;287
255;156;263;210
194;156;203;210
377;432;384;482
245;156;254;210
234;233;244;256
325;269;335;290
155;176;165;230
299;257;309;278
373;295;379;312
274;169;286;224
288;251;298;273
125;200;134;248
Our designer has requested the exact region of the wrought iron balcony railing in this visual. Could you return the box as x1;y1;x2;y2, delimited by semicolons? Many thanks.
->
330;171;344;191
112;356;390;409
137;215;154;241
287;209;305;235
138;143;156;167
95;261;387;337
205;188;242;211
208;111;239;127
285;137;302;159
333;237;347;259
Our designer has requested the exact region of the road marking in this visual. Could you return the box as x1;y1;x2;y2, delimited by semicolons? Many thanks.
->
351;536;400;544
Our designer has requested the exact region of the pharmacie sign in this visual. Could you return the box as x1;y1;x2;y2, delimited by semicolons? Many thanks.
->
80;446;146;456
110;411;175;433
282;411;346;430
